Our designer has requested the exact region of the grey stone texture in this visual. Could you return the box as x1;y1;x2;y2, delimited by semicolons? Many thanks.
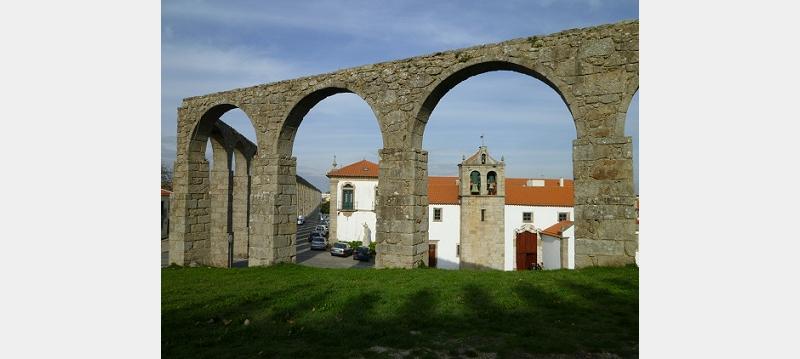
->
459;146;506;270
169;20;638;269
328;178;339;243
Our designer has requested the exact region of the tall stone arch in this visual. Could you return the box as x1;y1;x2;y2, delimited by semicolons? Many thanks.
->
169;100;265;266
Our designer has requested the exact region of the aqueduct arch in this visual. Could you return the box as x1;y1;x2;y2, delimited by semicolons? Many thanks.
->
169;20;639;268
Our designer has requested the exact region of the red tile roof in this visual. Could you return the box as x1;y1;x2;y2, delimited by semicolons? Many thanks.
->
329;160;574;207
426;176;573;206
541;220;574;238
428;177;460;204
161;189;172;196
505;178;574;207
327;160;380;178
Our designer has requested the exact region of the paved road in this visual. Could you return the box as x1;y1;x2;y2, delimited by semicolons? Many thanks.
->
296;247;375;269
295;209;323;255
161;209;374;269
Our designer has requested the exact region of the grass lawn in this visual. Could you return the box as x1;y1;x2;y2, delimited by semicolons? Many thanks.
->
162;264;638;358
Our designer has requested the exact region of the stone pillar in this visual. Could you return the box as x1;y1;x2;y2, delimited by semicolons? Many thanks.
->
328;178;339;243
232;150;249;259
375;148;428;269
208;137;231;267
572;136;638;267
247;153;270;266
168;158;211;266
560;236;569;269
249;153;297;266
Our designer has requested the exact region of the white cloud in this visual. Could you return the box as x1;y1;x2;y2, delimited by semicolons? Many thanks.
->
162;0;495;48
162;43;302;92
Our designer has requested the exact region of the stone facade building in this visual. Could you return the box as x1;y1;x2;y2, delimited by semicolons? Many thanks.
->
168;20;638;268
458;146;506;270
328;145;584;271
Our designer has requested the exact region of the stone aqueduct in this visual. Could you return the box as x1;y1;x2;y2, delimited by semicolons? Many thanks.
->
169;20;639;269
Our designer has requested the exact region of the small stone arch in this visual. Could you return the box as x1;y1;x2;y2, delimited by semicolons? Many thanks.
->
186;102;261;162
614;85;640;138
276;84;386;156
487;171;497;195
469;170;482;195
410;59;577;149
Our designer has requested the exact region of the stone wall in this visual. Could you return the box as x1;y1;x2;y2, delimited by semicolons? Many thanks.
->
459;196;505;270
170;20;638;268
296;175;322;220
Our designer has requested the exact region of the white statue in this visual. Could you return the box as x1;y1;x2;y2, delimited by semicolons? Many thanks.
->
360;222;372;246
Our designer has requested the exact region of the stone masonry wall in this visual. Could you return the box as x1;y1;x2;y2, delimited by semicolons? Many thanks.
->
459;196;505;270
170;20;638;268
232;150;249;259
296;175;321;220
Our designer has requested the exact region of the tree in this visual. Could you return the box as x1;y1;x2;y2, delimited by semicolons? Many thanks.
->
161;163;173;191
319;200;329;214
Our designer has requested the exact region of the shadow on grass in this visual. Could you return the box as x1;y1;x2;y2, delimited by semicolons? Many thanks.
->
162;267;638;358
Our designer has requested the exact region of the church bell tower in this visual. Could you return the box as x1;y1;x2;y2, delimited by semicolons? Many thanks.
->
458;144;505;270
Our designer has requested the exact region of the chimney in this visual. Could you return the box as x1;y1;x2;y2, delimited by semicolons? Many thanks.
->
559;178;564;187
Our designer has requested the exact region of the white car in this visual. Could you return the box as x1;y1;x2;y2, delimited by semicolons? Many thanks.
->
297;215;305;225
314;225;328;236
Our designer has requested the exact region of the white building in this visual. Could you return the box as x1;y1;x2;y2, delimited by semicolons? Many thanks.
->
327;147;575;271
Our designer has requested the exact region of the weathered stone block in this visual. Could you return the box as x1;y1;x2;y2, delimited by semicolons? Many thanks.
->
575;238;624;256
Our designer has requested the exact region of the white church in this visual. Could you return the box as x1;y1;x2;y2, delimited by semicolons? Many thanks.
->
327;146;575;271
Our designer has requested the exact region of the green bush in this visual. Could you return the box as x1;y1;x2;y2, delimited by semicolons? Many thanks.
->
368;242;376;255
346;241;363;249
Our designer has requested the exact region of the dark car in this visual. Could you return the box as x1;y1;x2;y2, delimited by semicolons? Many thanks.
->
353;246;371;261
310;236;327;251
330;242;353;257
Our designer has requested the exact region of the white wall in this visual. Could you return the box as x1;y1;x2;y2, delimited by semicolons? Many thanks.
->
541;234;561;270
565;225;575;269
504;205;574;271
428;204;460;269
336;211;376;244
335;178;377;211
334;178;378;244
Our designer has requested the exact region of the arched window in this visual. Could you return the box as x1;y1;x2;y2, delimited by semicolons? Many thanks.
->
342;184;354;210
487;171;497;195
470;171;481;195
481;153;486;164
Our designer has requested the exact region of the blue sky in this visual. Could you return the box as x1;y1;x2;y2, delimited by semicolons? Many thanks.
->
162;0;639;192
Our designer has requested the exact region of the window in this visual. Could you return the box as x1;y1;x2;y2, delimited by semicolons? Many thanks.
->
342;184;354;210
433;208;442;222
558;212;570;221
481;209;486;221
456;244;460;257
522;212;532;223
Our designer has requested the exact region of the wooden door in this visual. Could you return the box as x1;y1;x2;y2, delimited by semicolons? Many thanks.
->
428;243;437;268
515;231;537;270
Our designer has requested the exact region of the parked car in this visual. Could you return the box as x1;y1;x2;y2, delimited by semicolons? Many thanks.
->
308;232;326;243
314;225;328;236
353;246;371;261
297;215;305;225
310;236;327;250
330;242;353;257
